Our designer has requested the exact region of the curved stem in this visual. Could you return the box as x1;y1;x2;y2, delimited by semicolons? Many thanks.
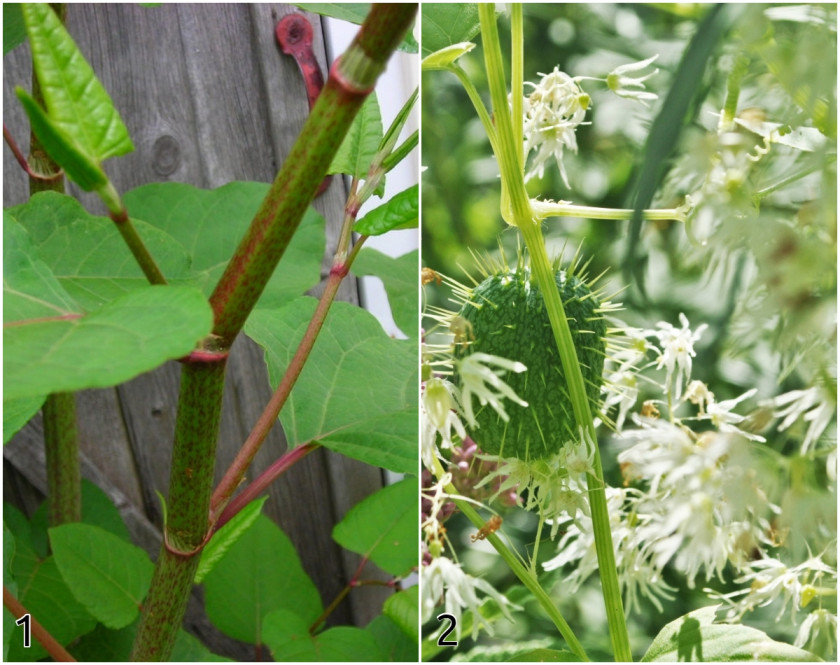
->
4;586;76;662
430;456;589;661
213;442;319;532
449;65;500;160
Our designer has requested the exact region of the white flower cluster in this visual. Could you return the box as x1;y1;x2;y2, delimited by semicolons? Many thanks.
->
519;57;659;188
546;313;836;653
420;330;529;641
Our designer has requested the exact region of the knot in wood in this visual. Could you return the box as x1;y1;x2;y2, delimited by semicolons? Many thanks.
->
152;134;181;176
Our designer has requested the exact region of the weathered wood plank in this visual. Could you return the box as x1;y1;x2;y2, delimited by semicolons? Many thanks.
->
3;3;396;653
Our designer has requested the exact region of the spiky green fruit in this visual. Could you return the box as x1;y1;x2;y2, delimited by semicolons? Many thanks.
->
456;265;606;461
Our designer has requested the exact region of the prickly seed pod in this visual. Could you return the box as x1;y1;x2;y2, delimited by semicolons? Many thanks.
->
455;257;607;461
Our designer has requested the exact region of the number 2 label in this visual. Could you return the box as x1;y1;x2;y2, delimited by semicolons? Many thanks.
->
436;612;458;646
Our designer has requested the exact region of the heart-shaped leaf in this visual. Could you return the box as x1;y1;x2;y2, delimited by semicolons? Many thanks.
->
123;182;325;309
332;478;417;577
263;609;385;661
203;515;322;644
49;524;154;630
351;248;417;338
244;298;417;473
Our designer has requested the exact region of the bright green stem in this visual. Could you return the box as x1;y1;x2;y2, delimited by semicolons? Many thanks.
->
431;457;588;661
519;220;632;662
480;5;632;660
510;5;524;172
42;393;80;526
532;199;688;223
720;53;750;130
450;65;500;158
131;360;227;661
209;4;417;346
479;5;531;225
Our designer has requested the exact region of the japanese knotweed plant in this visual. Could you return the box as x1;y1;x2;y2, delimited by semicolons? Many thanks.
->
420;3;833;663
4;3;418;662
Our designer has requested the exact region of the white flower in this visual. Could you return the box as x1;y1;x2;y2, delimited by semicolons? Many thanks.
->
704;387;766;442
649;313;707;401
606;55;659;106
521;67;590;186
421;377;467;469
795;609;837;659
421;556;516;641
457;352;528;427
709;555;837;625
763;386;835;454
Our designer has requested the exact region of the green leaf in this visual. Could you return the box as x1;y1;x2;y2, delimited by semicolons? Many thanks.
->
4;503;45;562
123;182;325;309
3;394;45;444
79;479;132;543
195;496;268;584
203;514;322;644
332;478;417;576
329;93;383;179
421;3;481;57
16;87;108;191
508;649;582;662
642;605;822;662
49;523;154;630
22;3;133;161
364;614;418;662
383;585;419;643
4;4;27;55
71;621;233;662
294;4;417;53
352;247;418;338
264;609;385;661
625;4;734;295
4;210;78;321
8;191;193;311
355;184;418;236
5;284;213;400
6;557;97;661
244;298;417;473
422;42;477;70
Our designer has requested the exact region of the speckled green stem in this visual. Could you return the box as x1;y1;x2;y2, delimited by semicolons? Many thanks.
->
42;392;80;525
130;360;226;661
28;4;81;529
209;3;417;346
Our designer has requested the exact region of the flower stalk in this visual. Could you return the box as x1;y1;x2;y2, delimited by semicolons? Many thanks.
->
430;455;589;661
